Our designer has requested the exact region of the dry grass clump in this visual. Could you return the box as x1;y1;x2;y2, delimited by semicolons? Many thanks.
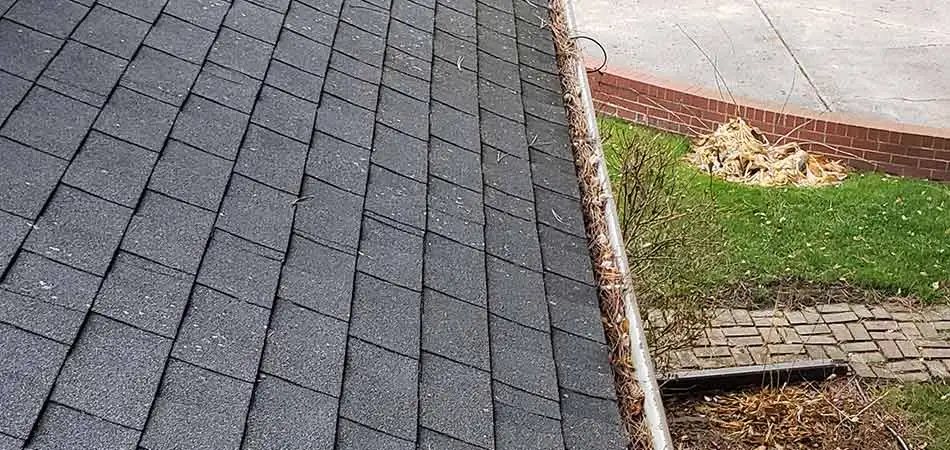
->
667;377;922;450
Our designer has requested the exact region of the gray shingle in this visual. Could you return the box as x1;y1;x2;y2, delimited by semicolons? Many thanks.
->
384;47;430;82
0;323;68;438
487;255;548;330
490;315;558;399
423;234;486;306
261;299;347;395
217;175;296;251
422;289;489;369
525;114;572;161
357;217;424;290
538;224;594;285
478;50;519;89
531;149;580;198
251;86;317;143
535;187;585;237
520;63;561;94
431;101;479;151
248;0;291;13
0;288;84;343
377;86;429;140
389;19;432;61
477;25;517;64
0;137;66;219
479;109;527;159
427;208;483;250
335;22;386;66
172;286;269;381
419;352;493;447
120;46;200;106
265;60;324;103
28;404;139;450
208;28;274;79
372;124;427;181
485;208;541;270
51;314;171;429
439;0;474;15
314;95;374;149
515;17;555;55
225;0;284;43
430;139;482;192
1;251;100;311
140;360;253;450
285;1;337;45
92;252;194;338
545;272;603;344
338;419;414;450
365;165;426;229
350;274;421;357
435;3;475;41
306;132;370;195
332;49;383;83
480;0;512;13
164;0;230;30
243;375;338;450
148;140;233;210
479;78;523;123
492;381;561;420
279;235;355;320
94;87;178;152
495;403;564;450
299;0;341;15
274;29;331;75
1;86;98;159
0;19;61;80
121;191;214;274
0;434;23;450
392;0;433;32
99;0;165;22
381;66;429;101
25;186;132;276
5;0;87;38
73;5;149;58
237;124;309;192
62;131;157;207
193;62;262;113
144;14;215;63
40;41;127;106
293;177;362;251
339;0;387;37
171;95;250;160
340;339;418;440
476;3;514;37
432;57;477;114
418;429;482;450
0;211;29;275
433;29;476;71
560;391;626;450
324;68;379;110
518;43;558;74
428;177;483;224
485;185;535;221
197;230;282;308
552;330;615;399
483;150;532;200
0;70;29;124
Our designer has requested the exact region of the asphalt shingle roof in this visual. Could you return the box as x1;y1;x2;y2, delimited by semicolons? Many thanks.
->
0;0;626;447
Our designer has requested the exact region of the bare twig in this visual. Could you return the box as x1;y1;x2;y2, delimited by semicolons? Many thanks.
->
456;56;464;71
551;209;565;223
781;68;798;115
291;195;314;205
675;23;737;106
496;151;509;163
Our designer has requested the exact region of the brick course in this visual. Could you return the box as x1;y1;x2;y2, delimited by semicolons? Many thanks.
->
589;69;950;181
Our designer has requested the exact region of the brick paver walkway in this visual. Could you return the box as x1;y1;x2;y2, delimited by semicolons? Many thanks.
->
655;303;950;381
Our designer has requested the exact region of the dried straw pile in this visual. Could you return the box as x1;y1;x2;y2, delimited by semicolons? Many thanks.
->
667;377;917;450
688;118;848;187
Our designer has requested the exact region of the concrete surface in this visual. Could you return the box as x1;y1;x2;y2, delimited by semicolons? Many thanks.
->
574;0;950;128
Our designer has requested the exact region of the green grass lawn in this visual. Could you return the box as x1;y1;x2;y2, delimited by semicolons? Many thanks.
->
887;383;950;450
599;116;950;302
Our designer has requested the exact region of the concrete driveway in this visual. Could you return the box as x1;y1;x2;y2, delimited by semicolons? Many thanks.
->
574;0;950;129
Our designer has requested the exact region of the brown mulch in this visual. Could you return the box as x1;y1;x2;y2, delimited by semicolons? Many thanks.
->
666;377;923;450
709;277;927;310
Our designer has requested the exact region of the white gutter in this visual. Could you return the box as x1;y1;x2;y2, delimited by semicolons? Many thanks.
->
560;2;675;449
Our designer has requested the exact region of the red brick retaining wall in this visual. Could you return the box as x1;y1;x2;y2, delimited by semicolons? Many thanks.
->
589;68;950;181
